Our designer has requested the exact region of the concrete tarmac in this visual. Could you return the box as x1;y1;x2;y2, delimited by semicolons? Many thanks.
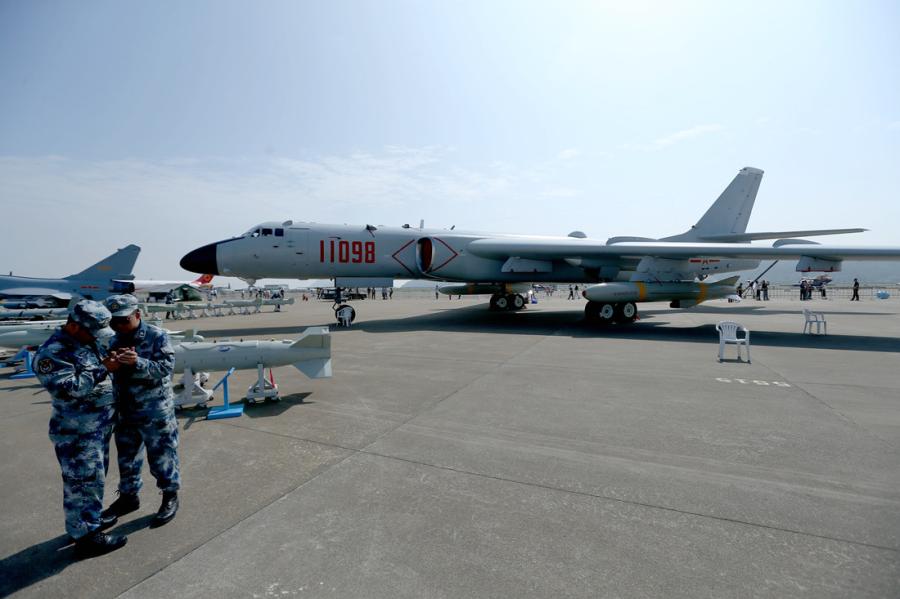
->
1;295;898;598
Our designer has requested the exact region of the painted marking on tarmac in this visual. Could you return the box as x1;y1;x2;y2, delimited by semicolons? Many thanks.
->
716;378;791;387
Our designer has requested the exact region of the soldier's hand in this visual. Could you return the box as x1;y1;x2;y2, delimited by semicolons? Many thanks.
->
102;355;121;372
117;348;139;366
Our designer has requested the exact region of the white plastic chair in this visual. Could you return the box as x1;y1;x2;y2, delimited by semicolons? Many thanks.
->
716;321;751;363
802;309;827;335
336;305;354;327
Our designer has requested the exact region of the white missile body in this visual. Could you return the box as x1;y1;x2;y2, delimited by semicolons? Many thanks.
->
173;327;332;379
0;320;202;350
0;320;65;349
583;278;737;307
0;308;69;321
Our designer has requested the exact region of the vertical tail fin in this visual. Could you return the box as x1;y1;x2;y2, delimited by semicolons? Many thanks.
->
664;167;763;242
193;274;214;286
65;245;141;280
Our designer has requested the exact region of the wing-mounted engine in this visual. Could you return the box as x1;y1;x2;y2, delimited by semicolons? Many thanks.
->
796;256;842;272
631;257;697;282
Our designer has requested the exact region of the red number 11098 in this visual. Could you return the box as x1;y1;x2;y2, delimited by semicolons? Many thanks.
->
320;240;376;264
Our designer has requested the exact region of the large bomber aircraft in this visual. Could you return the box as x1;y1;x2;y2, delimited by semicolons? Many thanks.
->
180;167;900;324
0;245;141;307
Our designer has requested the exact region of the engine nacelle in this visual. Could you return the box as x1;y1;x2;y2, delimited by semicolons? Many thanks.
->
796;256;842;272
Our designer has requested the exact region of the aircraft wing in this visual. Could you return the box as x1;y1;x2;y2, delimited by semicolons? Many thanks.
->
467;239;900;262
0;287;72;300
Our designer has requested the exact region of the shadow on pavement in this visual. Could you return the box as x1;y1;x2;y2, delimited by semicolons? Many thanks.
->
194;304;899;353
0;534;77;596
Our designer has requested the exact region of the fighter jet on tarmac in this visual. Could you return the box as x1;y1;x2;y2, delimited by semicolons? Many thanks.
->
1;245;140;306
180;167;900;324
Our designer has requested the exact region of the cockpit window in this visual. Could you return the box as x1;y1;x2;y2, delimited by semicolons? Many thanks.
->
275;228;284;237
262;228;273;236
249;228;261;238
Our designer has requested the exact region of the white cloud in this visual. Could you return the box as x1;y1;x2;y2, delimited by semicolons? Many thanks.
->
0;149;583;278
557;148;580;160
888;121;900;131
651;124;723;149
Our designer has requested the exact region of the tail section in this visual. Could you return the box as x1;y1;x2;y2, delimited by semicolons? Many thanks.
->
66;245;141;280
664;167;763;242
192;274;215;286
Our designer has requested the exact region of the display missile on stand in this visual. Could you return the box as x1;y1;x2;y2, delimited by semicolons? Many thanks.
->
173;327;332;408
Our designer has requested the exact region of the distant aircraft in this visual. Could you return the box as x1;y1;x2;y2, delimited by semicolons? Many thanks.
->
124;274;215;302
181;167;900;324
794;274;832;288
0;245;140;307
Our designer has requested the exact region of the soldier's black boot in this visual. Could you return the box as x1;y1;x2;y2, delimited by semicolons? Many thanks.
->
99;513;118;530
151;491;178;527
101;491;140;519
74;529;127;559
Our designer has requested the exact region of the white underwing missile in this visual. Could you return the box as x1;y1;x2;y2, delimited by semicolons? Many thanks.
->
583;277;738;306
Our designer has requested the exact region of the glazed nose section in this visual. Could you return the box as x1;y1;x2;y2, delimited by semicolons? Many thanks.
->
180;242;219;275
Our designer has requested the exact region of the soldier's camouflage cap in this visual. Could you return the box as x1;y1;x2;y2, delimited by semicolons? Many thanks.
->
105;294;140;317
70;300;115;339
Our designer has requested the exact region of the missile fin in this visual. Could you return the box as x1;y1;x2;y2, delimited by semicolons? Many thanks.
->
293;358;332;379
290;327;331;349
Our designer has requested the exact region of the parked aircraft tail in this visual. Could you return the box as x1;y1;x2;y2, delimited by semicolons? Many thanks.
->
65;245;141;280
664;167;764;242
192;274;215;286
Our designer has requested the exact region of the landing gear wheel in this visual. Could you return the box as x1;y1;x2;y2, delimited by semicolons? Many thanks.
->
598;302;616;323
585;301;601;323
333;303;356;325
493;294;509;311
510;294;526;310
615;302;638;324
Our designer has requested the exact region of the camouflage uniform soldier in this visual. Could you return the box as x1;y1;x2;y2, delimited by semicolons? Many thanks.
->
33;300;128;558
102;294;180;526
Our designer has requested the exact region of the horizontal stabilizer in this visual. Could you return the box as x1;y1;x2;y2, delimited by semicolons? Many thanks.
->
700;228;866;242
292;358;332;378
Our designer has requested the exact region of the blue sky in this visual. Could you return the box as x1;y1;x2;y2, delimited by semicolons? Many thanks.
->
1;0;898;279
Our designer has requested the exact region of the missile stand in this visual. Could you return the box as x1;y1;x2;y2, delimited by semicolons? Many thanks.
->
175;367;214;409
245;363;280;404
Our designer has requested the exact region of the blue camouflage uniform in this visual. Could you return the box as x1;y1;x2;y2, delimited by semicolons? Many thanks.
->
106;295;181;495
33;301;116;540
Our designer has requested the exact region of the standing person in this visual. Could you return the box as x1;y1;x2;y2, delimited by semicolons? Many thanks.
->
434;285;439;300
33;300;127;557
101;295;181;528
736;282;743;298
164;290;175;320
851;278;860;301
389;287;393;299
567;285;574;300
762;280;769;301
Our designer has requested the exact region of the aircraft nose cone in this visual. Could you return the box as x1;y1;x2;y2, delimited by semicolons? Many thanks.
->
180;243;219;275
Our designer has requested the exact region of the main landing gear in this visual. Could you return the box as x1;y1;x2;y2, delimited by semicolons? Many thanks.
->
584;300;638;325
489;293;527;311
